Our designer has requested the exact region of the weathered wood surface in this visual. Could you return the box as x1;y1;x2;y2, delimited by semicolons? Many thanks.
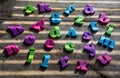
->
0;0;120;78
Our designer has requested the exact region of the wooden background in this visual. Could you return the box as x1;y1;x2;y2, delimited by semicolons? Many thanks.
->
0;0;120;78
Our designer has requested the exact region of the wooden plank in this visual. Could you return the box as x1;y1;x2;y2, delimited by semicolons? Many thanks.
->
16;0;120;4
0;39;119;45
0;30;120;36
13;6;120;11
0;60;120;65
13;1;120;8
0;70;98;76
16;0;57;2
9;48;120;53
2;21;120;26
57;1;120;3
12;14;120;18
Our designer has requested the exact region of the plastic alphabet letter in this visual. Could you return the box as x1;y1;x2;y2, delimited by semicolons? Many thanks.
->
7;25;24;37
84;43;96;57
24;35;36;45
50;12;62;25
74;16;85;26
26;47;36;64
37;2;51;13
97;53;112;65
98;36;115;49
30;18;45;32
58;56;69;69
66;27;78;38
82;31;91;41
105;24;115;37
64;42;75;52
89;22;99;33
64;5;75;16
45;39;55;49
84;4;95;15
98;12;110;25
5;44;19;56
76;60;89;73
41;54;51;68
49;26;62;38
24;4;35;14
